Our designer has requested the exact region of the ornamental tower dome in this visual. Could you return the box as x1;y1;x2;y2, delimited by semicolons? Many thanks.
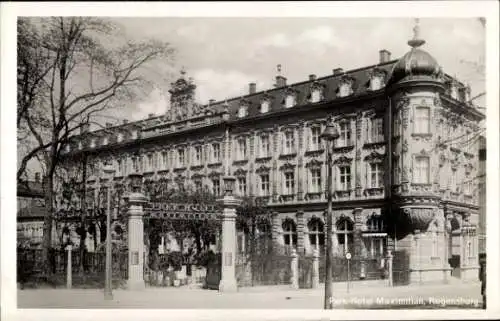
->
388;19;443;86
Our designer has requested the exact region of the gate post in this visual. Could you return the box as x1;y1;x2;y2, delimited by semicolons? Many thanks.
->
312;248;320;289
126;173;147;290
387;250;393;287
66;244;72;289
218;176;241;292
290;248;299;289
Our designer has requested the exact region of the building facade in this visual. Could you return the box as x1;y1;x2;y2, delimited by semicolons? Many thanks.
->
59;25;485;283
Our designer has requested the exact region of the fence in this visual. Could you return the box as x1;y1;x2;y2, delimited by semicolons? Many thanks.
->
17;248;128;288
318;256;387;283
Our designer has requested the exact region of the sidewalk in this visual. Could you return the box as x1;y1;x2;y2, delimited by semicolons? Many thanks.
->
17;281;482;309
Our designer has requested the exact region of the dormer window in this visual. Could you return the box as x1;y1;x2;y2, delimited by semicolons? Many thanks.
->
285;94;296;108
132;131;138;139
238;105;248;118
102;136;108;145
65;144;71;153
369;75;384;91
311;88;322;103
339;80;353;98
449;81;458;100
90;139;96;148
78;141;82;150
260;100;270;114
117;133;123;143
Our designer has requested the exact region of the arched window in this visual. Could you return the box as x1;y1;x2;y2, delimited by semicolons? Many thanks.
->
282;219;297;249
336;217;353;254
308;218;325;253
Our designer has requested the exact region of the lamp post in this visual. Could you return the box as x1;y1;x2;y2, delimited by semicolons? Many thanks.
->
320;117;340;309
102;163;115;300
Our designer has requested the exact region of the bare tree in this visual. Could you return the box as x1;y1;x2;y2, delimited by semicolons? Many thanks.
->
17;17;175;274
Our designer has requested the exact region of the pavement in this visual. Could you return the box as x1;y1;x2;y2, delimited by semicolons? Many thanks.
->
17;280;484;309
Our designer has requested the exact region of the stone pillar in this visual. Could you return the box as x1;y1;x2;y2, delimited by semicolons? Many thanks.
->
312;248;320;289
296;211;305;254
66;244;72;289
387;250;393;287
290;248;299;289
127;192;147;290
218;194;241;292
412;230;422;284
352;208;364;257
272;211;281;252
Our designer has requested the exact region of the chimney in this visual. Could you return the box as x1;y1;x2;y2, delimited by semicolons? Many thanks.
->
105;122;113;128
123;119;129;124
333;68;344;75
34;172;40;183
148;113;155;119
209;99;216;105
309;74;317;81
249;83;256;94
274;64;287;88
275;76;287;88
379;49;391;63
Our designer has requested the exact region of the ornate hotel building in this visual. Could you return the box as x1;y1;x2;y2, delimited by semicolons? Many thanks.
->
60;25;485;283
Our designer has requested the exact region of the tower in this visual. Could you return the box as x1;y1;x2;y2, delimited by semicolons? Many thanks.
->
387;19;449;283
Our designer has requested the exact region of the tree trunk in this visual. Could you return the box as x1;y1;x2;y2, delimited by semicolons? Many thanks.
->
41;174;54;275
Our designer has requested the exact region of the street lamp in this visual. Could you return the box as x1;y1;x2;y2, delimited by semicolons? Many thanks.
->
102;163;115;300
320;117;339;310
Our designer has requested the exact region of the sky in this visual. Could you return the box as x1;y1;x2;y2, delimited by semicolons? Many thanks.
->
107;17;486;121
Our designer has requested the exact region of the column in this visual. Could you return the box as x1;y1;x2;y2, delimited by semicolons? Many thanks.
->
353;208;364;258
296;211;305;254
290;248;299;289
272;211;281;252
127;192;147;290
312;248;320;288
66;244;72;289
218;194;241;292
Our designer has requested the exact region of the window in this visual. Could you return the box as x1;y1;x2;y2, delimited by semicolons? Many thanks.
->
237;177;247;196
464;180;473;195
336;218;353;254
212;179;221;196
238;106;248;118
337;122;351;147
147;154;154;172
177;148;185;167
308;219;325;252
370;76;383;91
260;174;270;196
285;95;296;108
367;215;384;232
117;133;123;143
339;83;352;97
450;84;458;100
367;238;386;258
102;137;108;145
310;126;322;150
368;163;383;188
413;156;430;184
311;89;321;103
283;131;295;154
338;165;351;190
194;180;202;191
392;157;400;185
260;135;270;157
132;157;140;173
261;100;270;113
236;138;247;160
194;146;202;165
237;232;246;253
161;151;168;170
284;172;295;195
90;139;96;148
369;118;384;143
282;220;297;248
450;169;458;192
310;168;322;193
415;107;430;134
116;159;124;176
212;143;221;163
